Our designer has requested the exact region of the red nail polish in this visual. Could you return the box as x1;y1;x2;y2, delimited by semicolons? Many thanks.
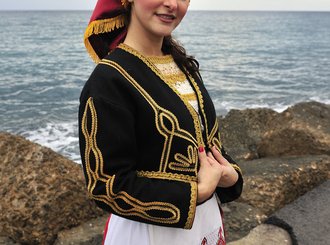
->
198;146;204;153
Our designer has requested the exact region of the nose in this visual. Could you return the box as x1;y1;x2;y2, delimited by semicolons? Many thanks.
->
163;0;178;11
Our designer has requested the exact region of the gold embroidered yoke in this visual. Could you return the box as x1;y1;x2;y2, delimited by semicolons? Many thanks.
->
79;44;243;230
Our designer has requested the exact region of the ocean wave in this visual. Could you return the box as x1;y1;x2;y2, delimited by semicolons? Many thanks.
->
23;121;81;164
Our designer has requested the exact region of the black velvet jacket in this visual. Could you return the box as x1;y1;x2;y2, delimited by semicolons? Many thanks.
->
79;44;243;229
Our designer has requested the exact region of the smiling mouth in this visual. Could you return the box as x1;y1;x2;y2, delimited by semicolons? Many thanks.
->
156;14;176;20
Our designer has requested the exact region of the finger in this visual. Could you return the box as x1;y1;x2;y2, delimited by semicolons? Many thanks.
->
206;152;216;165
207;151;216;160
211;146;229;165
198;146;207;165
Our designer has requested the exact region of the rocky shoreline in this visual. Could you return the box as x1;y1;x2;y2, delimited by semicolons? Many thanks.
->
1;101;329;244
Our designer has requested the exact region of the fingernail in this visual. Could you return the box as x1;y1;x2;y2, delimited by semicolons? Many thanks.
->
198;146;204;153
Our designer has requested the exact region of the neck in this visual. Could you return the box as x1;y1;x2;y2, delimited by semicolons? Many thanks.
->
124;22;165;57
124;35;164;57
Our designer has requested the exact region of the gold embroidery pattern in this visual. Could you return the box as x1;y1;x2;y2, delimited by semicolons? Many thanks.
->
118;43;205;147
100;59;198;173
212;132;223;152
82;97;181;224
207;122;242;174
182;92;197;101
187;72;210;139
147;55;173;64
137;171;197;182
137;171;197;229
207;119;220;149
185;181;197;229
169;145;198;174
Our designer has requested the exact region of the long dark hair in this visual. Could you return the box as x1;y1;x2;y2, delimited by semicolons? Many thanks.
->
162;36;200;76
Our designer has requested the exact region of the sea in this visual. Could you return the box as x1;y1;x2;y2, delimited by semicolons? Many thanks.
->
0;11;329;163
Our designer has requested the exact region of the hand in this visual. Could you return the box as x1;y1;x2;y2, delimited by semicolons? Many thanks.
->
209;146;239;188
197;146;223;203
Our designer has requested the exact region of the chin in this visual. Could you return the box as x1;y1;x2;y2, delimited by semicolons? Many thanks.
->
155;28;175;38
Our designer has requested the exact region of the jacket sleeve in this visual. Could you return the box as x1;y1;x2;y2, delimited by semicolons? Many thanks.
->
215;146;243;203
78;66;197;229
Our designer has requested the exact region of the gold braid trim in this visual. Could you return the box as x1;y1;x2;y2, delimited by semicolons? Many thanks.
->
137;171;198;229
147;55;173;64
137;171;197;182
182;93;197;101
82;97;181;225
119;43;205;147
84;15;126;63
185;181;197;229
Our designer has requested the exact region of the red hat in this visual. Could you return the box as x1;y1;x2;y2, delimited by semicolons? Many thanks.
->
84;0;129;63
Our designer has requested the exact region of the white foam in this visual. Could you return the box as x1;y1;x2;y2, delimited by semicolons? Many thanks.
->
25;121;81;164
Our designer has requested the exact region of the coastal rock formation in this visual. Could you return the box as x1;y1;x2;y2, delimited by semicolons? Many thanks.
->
0;101;329;244
239;155;330;215
0;133;104;244
219;101;330;161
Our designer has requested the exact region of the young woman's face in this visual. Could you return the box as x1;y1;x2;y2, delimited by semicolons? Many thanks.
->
129;0;190;39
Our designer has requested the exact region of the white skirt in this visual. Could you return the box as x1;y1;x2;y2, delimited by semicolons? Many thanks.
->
103;194;226;245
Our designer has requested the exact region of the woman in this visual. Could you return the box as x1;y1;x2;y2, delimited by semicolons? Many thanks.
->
79;0;243;244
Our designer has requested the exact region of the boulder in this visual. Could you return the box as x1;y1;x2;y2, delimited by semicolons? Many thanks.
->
267;180;330;245
54;215;108;245
258;102;330;157
218;108;276;160
219;101;330;161
238;155;330;215
0;236;19;245
0;132;104;245
221;202;267;242
227;224;292;245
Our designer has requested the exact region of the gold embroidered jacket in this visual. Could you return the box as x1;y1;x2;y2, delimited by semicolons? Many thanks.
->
79;44;243;230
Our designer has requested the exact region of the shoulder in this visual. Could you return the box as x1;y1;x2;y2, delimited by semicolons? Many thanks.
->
80;49;139;104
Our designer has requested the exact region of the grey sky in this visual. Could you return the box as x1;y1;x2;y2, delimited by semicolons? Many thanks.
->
1;0;330;11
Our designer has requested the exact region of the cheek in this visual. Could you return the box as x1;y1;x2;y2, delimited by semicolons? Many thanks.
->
177;3;189;22
135;0;160;12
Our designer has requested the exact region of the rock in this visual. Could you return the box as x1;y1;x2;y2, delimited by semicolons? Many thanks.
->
219;101;330;161
238;155;330;215
0;236;19;245
1;101;329;244
0;132;104;245
258;102;330;157
267;180;330;245
54;215;108;245
222;202;267;242
218;108;277;161
227;224;292;245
